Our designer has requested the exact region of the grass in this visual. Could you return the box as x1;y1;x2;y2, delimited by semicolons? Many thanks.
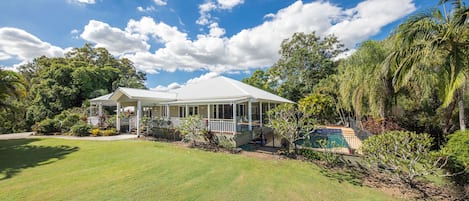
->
0;138;398;201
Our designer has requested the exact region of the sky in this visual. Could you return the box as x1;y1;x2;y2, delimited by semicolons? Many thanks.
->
0;0;449;90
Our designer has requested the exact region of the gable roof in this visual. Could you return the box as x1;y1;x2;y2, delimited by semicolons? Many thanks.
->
173;76;293;103
110;87;177;101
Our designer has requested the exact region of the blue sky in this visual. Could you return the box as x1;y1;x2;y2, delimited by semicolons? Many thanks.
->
0;0;453;90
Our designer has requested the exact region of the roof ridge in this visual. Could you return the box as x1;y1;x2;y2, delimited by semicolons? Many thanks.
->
222;76;249;96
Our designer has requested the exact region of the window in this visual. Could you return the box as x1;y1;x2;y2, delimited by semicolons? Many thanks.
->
189;106;198;116
179;106;185;117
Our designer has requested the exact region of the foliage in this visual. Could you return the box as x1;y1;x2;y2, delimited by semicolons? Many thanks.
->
362;131;446;186
70;122;91;136
18;44;146;128
390;0;469;130
267;104;315;153
101;128;117;136
177;115;206;145
441;130;469;171
241;69;275;93
90;128;100;137
55;110;81;133
0;69;26;110
337;40;393;121
216;135;236;149
298;148;323;161
298;93;336;125
361;117;403;134
317;139;342;167
270;32;346;102
33;118;60;134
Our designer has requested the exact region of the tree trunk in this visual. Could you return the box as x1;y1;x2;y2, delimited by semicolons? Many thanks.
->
458;90;466;131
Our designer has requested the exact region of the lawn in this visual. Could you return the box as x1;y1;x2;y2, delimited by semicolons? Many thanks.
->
0;138;397;201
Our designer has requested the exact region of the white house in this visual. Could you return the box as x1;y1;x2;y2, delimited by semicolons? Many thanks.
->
89;76;293;144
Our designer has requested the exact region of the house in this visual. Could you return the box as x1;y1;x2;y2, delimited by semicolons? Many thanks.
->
89;76;294;146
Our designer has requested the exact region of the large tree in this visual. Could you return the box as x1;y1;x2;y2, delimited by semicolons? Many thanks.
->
391;0;469;131
0;69;25;109
269;32;346;102
18;44;147;127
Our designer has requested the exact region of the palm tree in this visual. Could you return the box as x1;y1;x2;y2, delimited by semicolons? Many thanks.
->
0;69;26;109
391;0;468;131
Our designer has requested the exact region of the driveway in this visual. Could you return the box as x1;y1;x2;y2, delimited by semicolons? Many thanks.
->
0;132;137;141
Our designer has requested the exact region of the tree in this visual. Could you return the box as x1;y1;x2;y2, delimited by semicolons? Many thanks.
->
269;32;346;102
0;69;26;109
17;44;147;129
267;104;315;153
177;115;205;146
337;40;393;124
391;0;469;130
362;131;446;188
241;69;275;93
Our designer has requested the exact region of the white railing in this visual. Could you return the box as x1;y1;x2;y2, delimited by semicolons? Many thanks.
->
169;117;236;133
208;119;235;133
88;116;99;126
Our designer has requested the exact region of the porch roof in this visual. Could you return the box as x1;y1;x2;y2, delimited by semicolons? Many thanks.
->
110;87;177;102
90;93;116;106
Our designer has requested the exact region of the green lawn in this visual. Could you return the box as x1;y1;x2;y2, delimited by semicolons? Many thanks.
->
0;138;397;201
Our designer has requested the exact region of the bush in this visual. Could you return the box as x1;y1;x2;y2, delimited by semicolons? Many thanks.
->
442;130;469;168
70;123;91;136
102;128;117;136
177;115;205;145
56;111;80;132
33;118;60;134
441;130;469;185
362;131;445;187
217;135;235;149
90;128;100;136
298;148;322;160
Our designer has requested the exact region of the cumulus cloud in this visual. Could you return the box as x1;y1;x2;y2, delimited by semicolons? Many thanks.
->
137;6;155;12
152;72;219;91
196;0;244;25
81;20;149;55
77;0;415;74
0;27;64;61
154;0;167;6
68;0;96;5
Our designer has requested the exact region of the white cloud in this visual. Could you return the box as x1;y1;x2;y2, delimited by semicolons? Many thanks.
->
151;72;219;91
217;0;244;9
151;82;181;91
81;20;149;55
186;72;220;85
137;6;155;12
154;0;167;6
70;29;80;34
68;0;96;5
0;27;64;61
196;0;244;25
77;0;415;74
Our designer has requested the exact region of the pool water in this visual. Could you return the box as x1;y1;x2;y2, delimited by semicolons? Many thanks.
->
295;128;349;148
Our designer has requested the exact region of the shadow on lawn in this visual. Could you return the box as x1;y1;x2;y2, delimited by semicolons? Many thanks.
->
0;139;79;180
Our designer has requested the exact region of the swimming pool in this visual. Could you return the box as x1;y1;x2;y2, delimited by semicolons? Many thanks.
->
295;128;349;148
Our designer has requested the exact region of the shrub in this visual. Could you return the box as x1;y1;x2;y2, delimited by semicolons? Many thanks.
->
217;135;235;149
441;130;469;185
442;130;469;168
102;128;117;136
177;115;205;145
70;122;91;136
90;128;101;136
34;118;60;134
298;148;322;160
362;131;445;187
57;111;80;132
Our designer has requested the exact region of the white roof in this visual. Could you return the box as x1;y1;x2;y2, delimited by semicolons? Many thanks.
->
173;76;293;103
110;87;177;101
90;93;116;106
90;76;294;105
